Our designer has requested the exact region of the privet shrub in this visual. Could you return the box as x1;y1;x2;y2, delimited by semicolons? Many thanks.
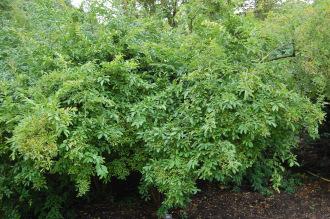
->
0;0;326;217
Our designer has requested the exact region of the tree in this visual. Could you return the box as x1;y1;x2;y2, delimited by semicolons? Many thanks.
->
261;0;330;99
255;0;277;18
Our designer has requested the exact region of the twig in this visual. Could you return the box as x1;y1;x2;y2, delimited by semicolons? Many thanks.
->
259;41;296;63
306;171;330;183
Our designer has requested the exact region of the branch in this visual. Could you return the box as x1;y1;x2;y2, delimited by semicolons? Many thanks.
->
306;171;330;183
259;41;296;63
268;52;295;62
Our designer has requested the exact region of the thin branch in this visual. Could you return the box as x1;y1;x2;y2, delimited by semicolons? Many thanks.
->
268;53;295;62
259;41;296;63
306;170;330;183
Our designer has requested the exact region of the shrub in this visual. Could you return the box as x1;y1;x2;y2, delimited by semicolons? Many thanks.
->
0;0;326;217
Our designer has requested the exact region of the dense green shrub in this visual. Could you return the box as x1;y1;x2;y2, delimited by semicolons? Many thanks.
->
0;0;327;217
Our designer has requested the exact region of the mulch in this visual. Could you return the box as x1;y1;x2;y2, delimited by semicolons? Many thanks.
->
76;177;330;219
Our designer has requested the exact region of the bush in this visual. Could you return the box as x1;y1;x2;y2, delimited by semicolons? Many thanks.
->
0;0;326;217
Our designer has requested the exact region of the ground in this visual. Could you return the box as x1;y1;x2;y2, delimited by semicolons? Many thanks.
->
76;176;329;219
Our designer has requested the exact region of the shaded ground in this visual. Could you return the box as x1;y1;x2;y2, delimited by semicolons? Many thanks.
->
76;176;329;219
173;178;330;219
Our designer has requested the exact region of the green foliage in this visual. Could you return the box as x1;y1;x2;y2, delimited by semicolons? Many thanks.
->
0;0;327;217
254;0;278;19
261;0;330;99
